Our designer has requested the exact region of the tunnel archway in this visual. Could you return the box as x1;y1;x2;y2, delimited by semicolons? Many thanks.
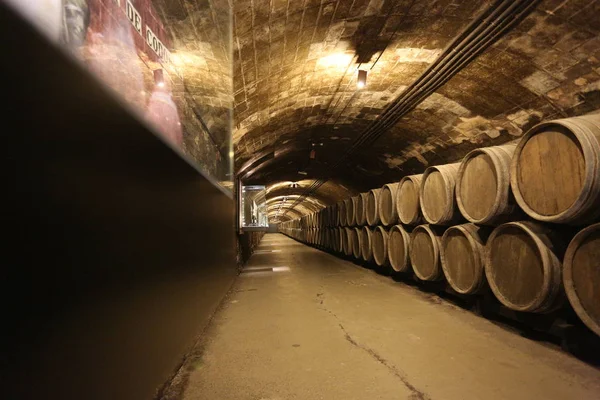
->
234;0;600;219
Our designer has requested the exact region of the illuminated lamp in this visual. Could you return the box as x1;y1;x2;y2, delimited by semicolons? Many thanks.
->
357;69;367;89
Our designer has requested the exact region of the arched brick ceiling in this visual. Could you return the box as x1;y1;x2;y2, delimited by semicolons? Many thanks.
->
265;180;355;222
233;0;600;219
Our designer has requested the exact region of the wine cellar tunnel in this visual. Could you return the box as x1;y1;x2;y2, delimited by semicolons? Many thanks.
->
3;0;600;399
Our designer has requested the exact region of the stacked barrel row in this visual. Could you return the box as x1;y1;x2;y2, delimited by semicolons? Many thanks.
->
280;114;600;338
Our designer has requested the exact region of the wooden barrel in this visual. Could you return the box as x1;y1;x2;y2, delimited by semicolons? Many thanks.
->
352;227;362;259
329;203;338;227
340;227;349;254
563;223;600;336
336;200;345;226
440;224;490;294
372;226;390;267
388;224;411;273
347;195;359;227
360;226;374;262
343;227;355;256
366;188;382;226
330;228;335;249
485;221;565;313
410;225;445;281
379;183;400;226
420;163;462;225
511;114;600;225
396;174;423;225
457;142;521;225
335;227;344;253
355;192;369;226
343;198;353;227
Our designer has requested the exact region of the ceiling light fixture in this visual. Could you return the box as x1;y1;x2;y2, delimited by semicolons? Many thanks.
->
357;69;367;89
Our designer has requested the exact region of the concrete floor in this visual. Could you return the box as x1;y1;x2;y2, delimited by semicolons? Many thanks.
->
181;233;600;400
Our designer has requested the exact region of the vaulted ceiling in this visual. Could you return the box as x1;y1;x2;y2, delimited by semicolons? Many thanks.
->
232;0;600;222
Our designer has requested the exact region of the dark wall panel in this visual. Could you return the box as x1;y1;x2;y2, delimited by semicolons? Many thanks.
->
237;231;265;265
1;6;236;399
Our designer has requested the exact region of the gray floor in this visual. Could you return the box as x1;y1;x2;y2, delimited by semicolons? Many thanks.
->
182;233;600;400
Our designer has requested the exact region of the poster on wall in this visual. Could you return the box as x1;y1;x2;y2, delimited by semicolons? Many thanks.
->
4;0;233;187
6;0;182;147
